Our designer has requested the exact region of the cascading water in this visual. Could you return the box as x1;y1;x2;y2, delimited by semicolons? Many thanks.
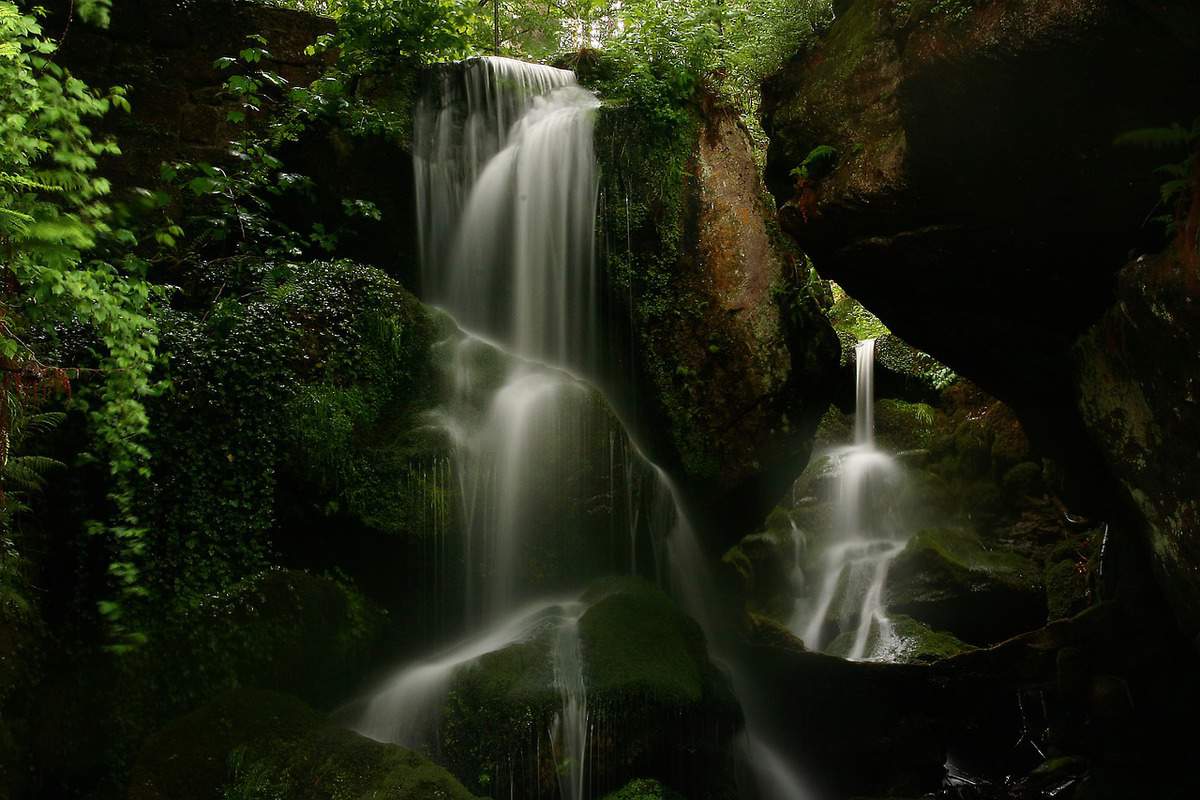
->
353;58;605;800
353;54;813;800
791;338;903;661
416;56;600;368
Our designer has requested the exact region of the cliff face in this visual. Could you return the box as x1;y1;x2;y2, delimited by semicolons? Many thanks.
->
762;0;1200;639
594;94;840;548
59;0;335;186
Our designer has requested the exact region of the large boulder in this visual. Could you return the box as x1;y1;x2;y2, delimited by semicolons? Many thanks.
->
761;0;1200;508
1074;230;1200;642
128;688;479;800
591;83;839;549
887;527;1045;645
439;578;739;800
738;619;943;798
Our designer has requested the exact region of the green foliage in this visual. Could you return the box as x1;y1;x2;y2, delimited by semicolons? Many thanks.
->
324;0;477;73
827;282;888;341
603;778;685;800
790;144;839;181
0;0;168;649
146;259;436;605
1116;119;1199;239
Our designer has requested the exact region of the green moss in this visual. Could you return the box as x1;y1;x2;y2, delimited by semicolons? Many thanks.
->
875;399;938;451
828;283;889;341
900;527;1037;583
579;577;705;704
1002;461;1044;499
602;778;685;800
886;615;975;663
1045;559;1090;621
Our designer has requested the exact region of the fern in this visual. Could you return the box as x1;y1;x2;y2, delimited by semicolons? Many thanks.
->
3;456;64;492
1116;118;1199;239
1114;122;1197;150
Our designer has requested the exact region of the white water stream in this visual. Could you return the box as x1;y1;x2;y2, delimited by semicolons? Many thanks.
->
353;55;814;799
790;339;904;661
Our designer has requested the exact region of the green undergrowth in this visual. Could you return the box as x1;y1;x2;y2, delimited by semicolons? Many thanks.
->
145;258;438;608
603;778;686;800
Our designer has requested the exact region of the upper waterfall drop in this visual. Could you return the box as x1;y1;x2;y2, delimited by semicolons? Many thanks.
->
414;57;602;368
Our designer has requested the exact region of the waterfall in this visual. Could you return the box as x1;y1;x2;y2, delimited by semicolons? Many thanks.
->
551;618;588;800
350;598;586;748
792;338;903;660
354;55;814;799
415;56;600;368
353;58;604;792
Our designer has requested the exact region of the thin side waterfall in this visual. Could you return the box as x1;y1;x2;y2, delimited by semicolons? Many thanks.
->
792;338;903;661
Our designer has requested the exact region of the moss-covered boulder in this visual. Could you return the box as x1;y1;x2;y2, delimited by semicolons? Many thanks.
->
128;688;479;800
887;528;1045;645
602;778;686;800
826;614;973;664
739;619;942;798
719;524;795;621
439;578;739;800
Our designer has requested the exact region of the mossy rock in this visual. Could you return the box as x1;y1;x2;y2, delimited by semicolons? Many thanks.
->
438;578;739;798
1002;461;1044;500
874;399;938;452
887;528;1046;645
825;614;971;664
1045;559;1091;622
579;577;716;705
602;777;686;800
128;688;479;800
720;531;794;621
888;615;974;663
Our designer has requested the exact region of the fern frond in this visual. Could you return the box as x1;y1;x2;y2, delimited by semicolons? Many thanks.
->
8;455;65;474
1155;163;1191;178
23;412;66;436
1115;124;1192;149
1161;178;1190;204
2;456;64;491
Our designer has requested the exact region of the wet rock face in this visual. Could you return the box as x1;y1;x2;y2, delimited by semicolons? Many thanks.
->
595;97;839;548
58;0;335;187
761;0;1200;507
1075;242;1200;639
